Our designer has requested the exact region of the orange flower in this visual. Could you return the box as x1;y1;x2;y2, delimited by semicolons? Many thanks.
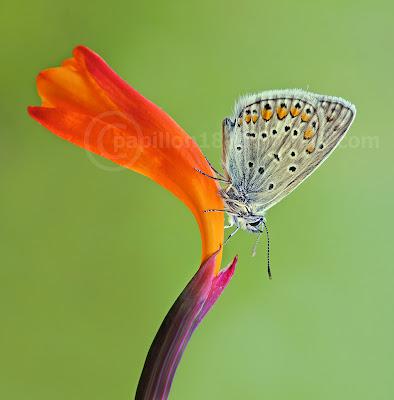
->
28;46;224;271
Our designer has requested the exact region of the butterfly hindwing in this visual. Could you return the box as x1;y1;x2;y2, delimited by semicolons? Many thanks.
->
222;89;356;212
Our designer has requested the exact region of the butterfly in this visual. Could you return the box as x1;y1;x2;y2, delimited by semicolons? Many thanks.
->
197;89;356;277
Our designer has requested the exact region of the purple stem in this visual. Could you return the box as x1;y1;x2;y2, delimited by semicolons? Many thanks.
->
135;251;237;400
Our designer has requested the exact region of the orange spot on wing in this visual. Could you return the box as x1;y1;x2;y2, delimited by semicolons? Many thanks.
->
252;114;258;123
290;107;300;117
245;115;251;123
306;143;315;153
304;128;314;139
301;113;310;122
261;109;272;121
276;107;288;120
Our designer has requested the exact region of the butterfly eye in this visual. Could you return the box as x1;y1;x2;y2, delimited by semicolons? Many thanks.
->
249;220;261;227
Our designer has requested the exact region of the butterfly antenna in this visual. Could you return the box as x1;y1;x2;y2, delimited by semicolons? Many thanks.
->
261;219;272;280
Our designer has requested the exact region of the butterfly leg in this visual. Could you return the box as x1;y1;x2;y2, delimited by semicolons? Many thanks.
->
224;227;239;245
194;168;230;183
201;153;227;179
224;214;235;229
251;230;263;257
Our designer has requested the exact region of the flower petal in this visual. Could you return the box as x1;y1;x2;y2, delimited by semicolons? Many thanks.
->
28;46;224;269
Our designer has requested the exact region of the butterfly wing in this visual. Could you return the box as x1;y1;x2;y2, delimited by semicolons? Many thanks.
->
222;89;356;212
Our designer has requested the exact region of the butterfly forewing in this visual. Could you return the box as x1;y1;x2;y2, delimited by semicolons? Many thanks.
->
222;89;356;212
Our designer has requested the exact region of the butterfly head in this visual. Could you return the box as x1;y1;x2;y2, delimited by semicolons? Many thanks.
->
229;213;264;233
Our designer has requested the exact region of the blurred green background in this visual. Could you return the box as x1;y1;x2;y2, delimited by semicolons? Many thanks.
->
1;0;393;399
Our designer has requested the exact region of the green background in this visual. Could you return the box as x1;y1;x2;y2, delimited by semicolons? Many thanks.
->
1;0;393;399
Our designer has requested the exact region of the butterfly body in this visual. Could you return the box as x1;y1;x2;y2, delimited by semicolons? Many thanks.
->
219;184;266;233
220;89;356;233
